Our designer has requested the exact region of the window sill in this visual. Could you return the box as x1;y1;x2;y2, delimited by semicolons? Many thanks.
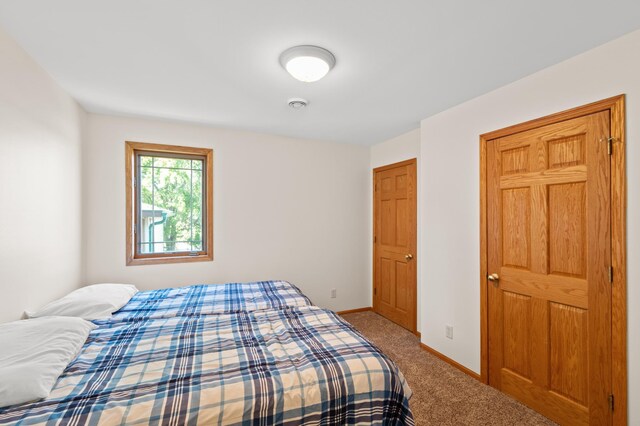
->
126;253;213;266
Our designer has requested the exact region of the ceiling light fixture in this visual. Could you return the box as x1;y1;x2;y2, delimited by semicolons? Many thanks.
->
279;45;336;83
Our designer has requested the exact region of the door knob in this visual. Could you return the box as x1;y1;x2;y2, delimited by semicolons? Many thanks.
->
487;273;499;286
405;254;414;261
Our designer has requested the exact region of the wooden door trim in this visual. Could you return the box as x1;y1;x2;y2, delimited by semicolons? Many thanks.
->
373;158;417;173
479;95;627;425
373;158;418;334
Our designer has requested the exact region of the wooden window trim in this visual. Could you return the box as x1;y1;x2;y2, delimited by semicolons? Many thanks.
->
479;95;627;425
125;141;214;266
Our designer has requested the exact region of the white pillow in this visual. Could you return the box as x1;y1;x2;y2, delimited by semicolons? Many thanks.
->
26;283;138;320
0;316;96;408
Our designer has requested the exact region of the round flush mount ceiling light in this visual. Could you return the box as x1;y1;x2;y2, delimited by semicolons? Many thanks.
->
279;45;336;82
288;98;308;109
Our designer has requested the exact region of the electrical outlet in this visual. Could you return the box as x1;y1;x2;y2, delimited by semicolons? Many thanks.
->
445;325;454;339
330;289;337;298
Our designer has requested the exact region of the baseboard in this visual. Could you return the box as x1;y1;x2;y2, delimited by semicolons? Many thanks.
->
414;330;421;339
420;342;481;381
336;307;372;315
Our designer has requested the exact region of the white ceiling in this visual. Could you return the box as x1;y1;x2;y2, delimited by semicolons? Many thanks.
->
1;1;640;145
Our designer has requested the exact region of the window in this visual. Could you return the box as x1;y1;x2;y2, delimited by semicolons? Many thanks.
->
126;141;213;265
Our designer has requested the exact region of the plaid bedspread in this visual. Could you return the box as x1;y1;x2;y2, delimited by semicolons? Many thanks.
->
104;280;313;322
0;306;414;425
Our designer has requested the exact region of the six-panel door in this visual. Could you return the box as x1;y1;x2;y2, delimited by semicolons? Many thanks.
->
487;111;612;425
374;160;417;333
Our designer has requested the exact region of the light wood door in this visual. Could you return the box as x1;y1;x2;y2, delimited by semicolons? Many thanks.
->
487;111;612;425
373;159;417;333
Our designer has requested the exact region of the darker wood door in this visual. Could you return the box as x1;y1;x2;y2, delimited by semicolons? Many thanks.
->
486;111;612;425
373;159;417;333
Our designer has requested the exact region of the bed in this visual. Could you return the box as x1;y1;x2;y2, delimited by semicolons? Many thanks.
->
0;281;414;425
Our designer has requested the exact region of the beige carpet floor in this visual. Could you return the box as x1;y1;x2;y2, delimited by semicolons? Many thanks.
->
340;311;556;426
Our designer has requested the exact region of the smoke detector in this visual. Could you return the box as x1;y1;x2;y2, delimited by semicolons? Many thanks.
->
288;98;308;109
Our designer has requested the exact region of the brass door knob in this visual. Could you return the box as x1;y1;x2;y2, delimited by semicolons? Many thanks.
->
487;273;499;286
405;254;414;261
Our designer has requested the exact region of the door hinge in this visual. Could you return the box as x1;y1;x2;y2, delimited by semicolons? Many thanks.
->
374;287;377;295
608;394;614;411
609;266;614;283
600;137;614;155
374;236;377;243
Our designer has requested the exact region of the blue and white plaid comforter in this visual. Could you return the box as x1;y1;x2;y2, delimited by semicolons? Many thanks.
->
0;306;414;425
104;280;313;322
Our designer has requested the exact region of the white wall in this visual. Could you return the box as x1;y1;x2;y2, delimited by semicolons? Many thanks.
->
0;28;85;323
420;29;640;422
369;129;421;329
370;129;420;169
83;114;370;312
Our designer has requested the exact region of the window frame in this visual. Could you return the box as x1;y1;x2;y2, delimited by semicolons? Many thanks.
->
125;141;213;266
